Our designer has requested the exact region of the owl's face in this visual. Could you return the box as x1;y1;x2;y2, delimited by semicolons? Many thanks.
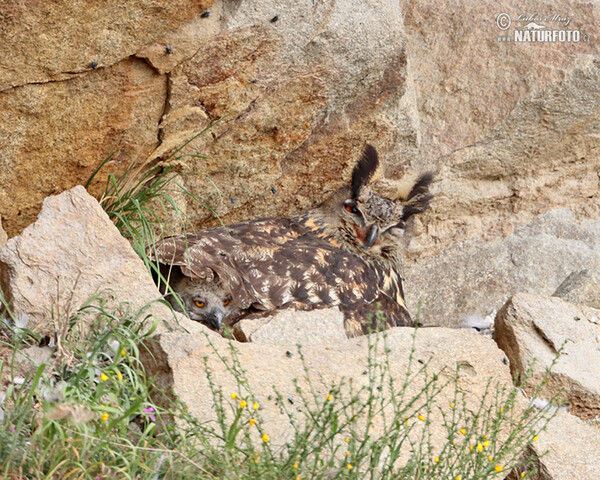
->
168;275;236;330
337;188;407;258
312;146;433;260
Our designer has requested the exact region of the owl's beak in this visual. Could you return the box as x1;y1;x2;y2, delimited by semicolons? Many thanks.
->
363;224;379;249
206;307;224;330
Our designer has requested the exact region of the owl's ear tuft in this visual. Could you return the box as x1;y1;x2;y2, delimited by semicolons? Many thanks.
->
406;172;434;201
351;144;379;199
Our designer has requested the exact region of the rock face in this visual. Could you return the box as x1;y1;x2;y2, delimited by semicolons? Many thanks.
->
232;307;347;344
494;292;600;420
520;411;600;480
152;0;412;231
142;325;514;456
405;209;600;326
0;186;201;337
0;0;413;238
553;270;600;310
2;2;598;336
401;2;600;250
0;58;168;236
0;0;215;90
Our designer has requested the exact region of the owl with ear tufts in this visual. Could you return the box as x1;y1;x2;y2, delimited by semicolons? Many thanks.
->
150;145;433;338
165;269;238;331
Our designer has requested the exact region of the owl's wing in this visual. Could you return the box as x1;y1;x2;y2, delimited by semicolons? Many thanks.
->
149;228;251;307
243;240;381;311
150;217;407;335
149;217;306;308
150;217;383;312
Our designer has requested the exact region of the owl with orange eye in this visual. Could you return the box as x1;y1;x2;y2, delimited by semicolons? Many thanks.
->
151;145;434;337
167;274;237;331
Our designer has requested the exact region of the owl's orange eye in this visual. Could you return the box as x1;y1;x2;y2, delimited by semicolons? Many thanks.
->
345;204;359;214
223;298;230;307
194;300;205;308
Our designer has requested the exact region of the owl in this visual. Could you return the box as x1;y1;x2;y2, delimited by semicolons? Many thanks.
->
167;272;238;331
150;145;433;337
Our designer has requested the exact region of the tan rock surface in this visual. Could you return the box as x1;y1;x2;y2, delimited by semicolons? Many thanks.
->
151;0;413;230
400;1;598;164
553;270;600;310
0;186;203;337
142;326;514;457
494;292;600;420
233;307;347;345
518;411;600;480
395;4;600;324
0;58;167;236
405;209;600;326
422;61;600;255
0;0;214;90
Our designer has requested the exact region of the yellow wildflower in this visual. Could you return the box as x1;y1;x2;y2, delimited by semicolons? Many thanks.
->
346;464;353;470
477;443;483;452
117;371;123;380
533;435;539;442
101;413;109;422
488;456;493;462
100;373;108;382
231;393;237;400
249;419;256;426
121;349;127;357
293;462;298;469
495;465;503;472
262;433;269;443
449;402;454;408
460;428;466;435
253;401;259;410
483;440;490;448
345;450;350;456
240;400;247;408
418;414;425;421
521;473;526;478
434;456;440;463
326;393;333;401
455;475;461;480
345;438;350;443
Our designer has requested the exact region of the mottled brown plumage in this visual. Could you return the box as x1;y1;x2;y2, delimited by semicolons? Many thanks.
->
150;145;433;337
